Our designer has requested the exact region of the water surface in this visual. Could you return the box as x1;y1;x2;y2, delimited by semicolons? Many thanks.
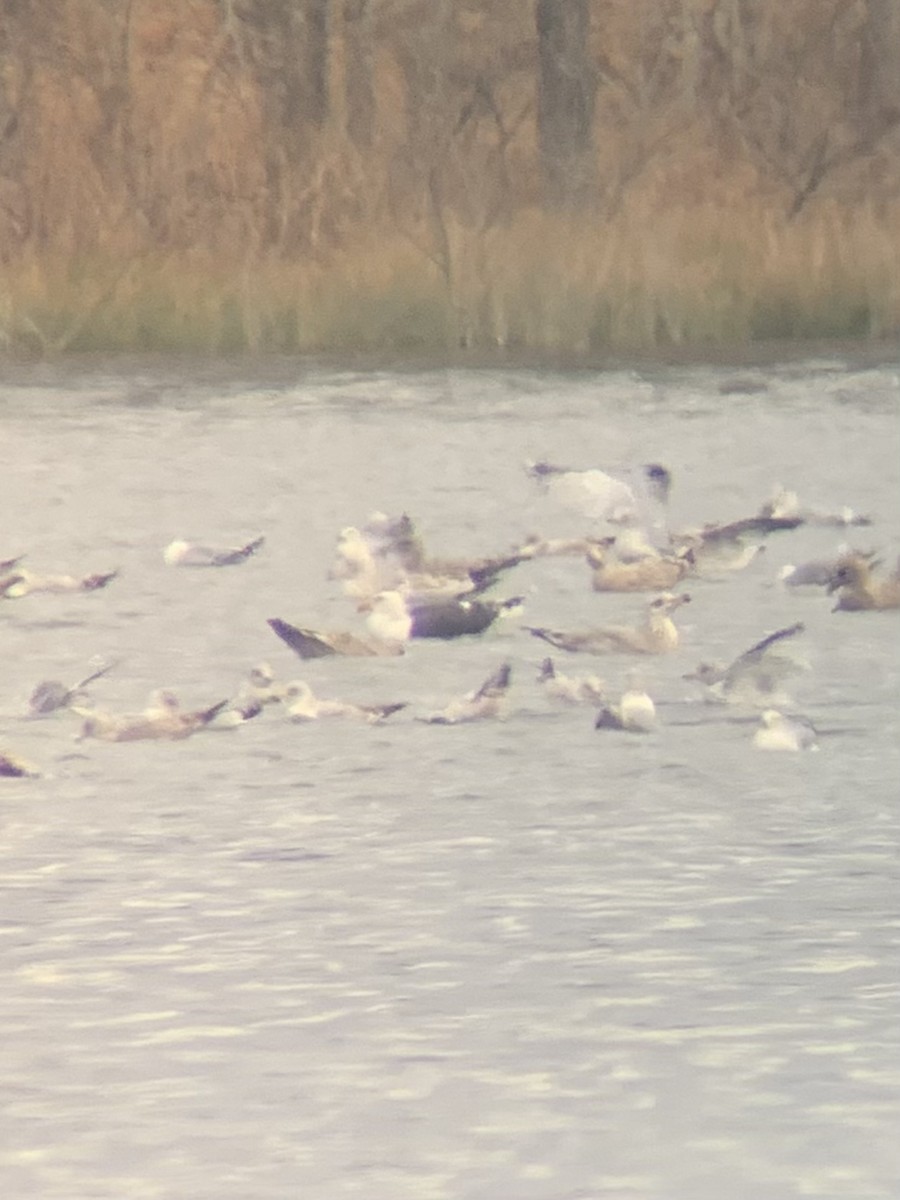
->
2;354;899;1199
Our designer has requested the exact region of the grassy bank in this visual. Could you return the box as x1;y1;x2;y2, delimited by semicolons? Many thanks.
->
2;200;897;358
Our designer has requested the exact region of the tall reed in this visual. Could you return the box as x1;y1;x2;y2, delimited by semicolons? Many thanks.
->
1;199;896;356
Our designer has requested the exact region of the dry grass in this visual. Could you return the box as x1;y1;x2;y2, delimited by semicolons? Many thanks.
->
2;198;895;356
1;1;897;357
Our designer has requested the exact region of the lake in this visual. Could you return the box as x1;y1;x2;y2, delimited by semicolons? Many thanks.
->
1;353;899;1199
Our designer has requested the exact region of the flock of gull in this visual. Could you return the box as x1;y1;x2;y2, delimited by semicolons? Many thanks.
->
2;457;897;777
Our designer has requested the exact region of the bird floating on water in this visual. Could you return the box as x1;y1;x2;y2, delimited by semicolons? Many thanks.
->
281;680;407;724
422;662;513;725
537;657;606;706
826;552;900;611
163;536;265;567
365;589;523;642
1;568;118;598
331;524;522;604
526;592;691;656
267;616;404;659
74;690;229;742
526;459;671;533
778;548;856;588
586;538;694;592
594;677;657;733
761;485;871;528
360;513;528;593
28;659;118;716
237;662;289;707
1;750;40;777
753;709;818;751
684;622;808;708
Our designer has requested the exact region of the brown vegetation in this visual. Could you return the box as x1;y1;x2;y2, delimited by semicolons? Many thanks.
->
0;0;898;355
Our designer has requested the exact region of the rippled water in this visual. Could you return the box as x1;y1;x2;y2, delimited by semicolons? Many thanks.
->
2;354;899;1199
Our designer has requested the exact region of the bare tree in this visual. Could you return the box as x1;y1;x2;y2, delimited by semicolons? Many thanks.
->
707;0;900;217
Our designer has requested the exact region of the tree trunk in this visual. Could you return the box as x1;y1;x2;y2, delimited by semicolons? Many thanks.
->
862;0;900;115
536;0;595;209
301;0;330;129
343;0;374;149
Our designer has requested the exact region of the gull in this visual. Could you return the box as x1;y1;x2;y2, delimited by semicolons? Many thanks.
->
330;526;403;602
205;685;269;729
677;512;799;573
1;568;118;598
28;659;118;716
753;709;818;751
268;616;404;659
594;677;657;732
281;681;407;724
537;657;606;706
0;555;25;574
526;459;671;531
239;662;289;706
606;526;666;563
761;485;872;528
684;622;807;707
422;662;512;725
74;690;230;742
163;536;264;567
208;699;265;729
1;750;40;778
513;534;607;559
826;552;900;611
331;525;518;604
365;589;523;642
525;592;691;656
363;511;428;570
586;539;694;592
362;511;528;589
778;549;854;588
682;537;766;575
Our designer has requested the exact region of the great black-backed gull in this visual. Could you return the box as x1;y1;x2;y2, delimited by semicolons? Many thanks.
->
526;592;691;656
366;590;523;642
